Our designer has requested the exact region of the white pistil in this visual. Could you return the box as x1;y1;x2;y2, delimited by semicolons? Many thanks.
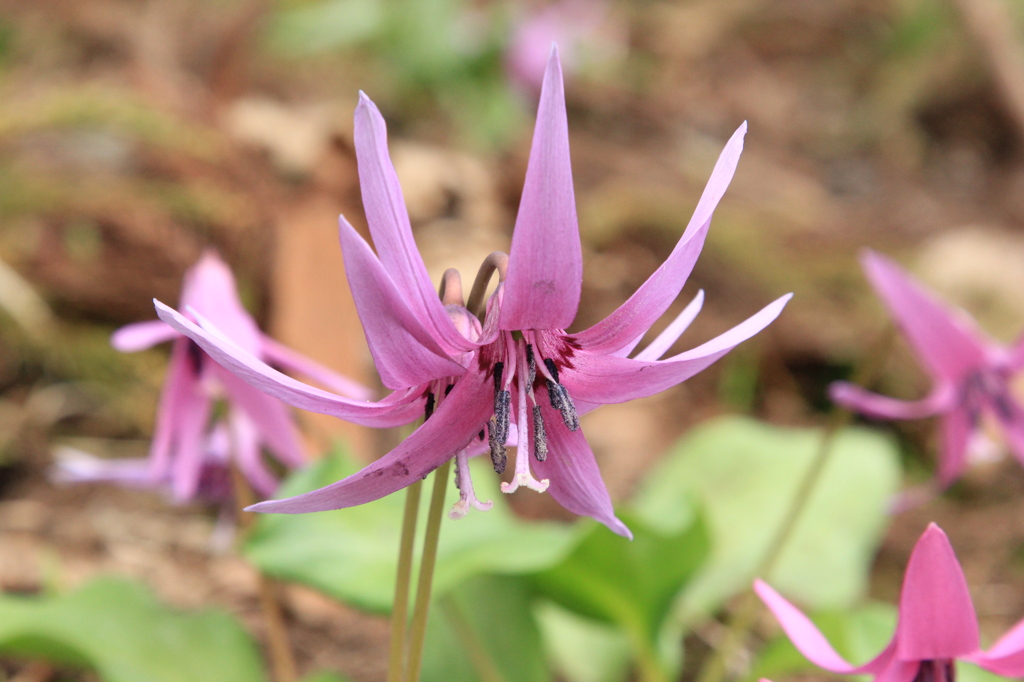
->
500;341;549;494
449;448;493;519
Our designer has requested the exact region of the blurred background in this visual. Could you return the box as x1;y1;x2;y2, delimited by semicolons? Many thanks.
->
2;0;1024;680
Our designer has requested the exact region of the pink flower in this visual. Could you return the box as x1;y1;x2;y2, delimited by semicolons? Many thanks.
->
829;251;1024;487
154;49;790;537
756;523;1024;682
58;251;370;503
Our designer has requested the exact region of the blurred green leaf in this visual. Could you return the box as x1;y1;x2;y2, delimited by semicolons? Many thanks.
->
0;578;265;682
751;601;896;681
300;673;356;682
533;512;708;642
246;446;577;613
422;575;547;682
534;601;632;682
633;416;900;622
271;0;384;54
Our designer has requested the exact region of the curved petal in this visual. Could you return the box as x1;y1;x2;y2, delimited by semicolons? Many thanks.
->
499;48;582;331
861;251;988;382
215;366;306;469
754;579;894;673
353;95;476;354
968;615;1024;676
52;448;155;487
339;216;466;389
111;320;179;352
633;290;705;361
895;523;979;660
247;369;494;513
170;388;212;503
574;123;747;354
938;408;973;488
155;301;424;428
180;251;262;354
260;335;373;401
565;295;791;405
229;410;279;497
532;405;631;538
829;382;953;421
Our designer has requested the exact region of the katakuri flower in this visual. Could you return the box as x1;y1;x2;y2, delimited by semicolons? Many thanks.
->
154;49;791;537
829;251;1024;487
57;251;371;503
755;523;1024;682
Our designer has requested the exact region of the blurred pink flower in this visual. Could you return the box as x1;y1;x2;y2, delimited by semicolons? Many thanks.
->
57;251;370;503
155;50;789;537
756;523;1024;681
829;251;1024;487
506;0;624;93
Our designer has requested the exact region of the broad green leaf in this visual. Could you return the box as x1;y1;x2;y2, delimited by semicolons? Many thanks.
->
0;578;265;682
534;601;631;682
532;512;709;641
246;446;577;613
751;601;896;681
271;0;384;54
633;416;900;621
421;575;547;682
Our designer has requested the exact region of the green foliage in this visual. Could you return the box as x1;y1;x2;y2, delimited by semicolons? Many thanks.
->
634;416;901;622
0;578;266;682
245;446;577;613
533;512;708;646
534;602;631;682
421;575;547;682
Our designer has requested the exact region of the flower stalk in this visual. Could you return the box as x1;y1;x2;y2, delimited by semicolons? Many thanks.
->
403;460;452;682
696;325;894;682
387;481;423;682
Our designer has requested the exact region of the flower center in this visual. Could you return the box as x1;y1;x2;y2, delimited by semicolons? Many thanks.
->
960;368;1017;427
913;659;956;682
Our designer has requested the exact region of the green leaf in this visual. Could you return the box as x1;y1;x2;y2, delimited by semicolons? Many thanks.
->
534;601;632;682
751;601;896;681
532;512;709;641
421;575;548;682
300;673;356;682
245;446;577;613
0;578;266;682
270;0;384;54
633;416;900;621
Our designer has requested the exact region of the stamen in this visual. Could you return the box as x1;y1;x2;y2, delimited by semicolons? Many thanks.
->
543;358;560;383
913;660;955;682
539;357;579;431
526;344;537;386
487;418;507;474
449;449;493;519
501;345;550;494
532;405;547;462
444;384;454;397
424;392;435;420
494;390;510;443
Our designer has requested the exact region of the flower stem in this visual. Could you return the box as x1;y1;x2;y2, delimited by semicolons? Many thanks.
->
403;460;452;682
230;464;297;682
388;480;423;682
440;595;505;682
695;326;894;682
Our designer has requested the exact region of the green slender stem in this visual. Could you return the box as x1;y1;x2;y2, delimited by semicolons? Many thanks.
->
388;480;423;682
404;460;452;682
630;628;671;682
695;326;894;682
440;595;505;682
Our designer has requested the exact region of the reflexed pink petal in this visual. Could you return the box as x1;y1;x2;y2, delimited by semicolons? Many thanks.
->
967;615;1024;676
338;217;466;389
111;320;179;352
260;335;373;401
861;251;988;382
170;388;212;503
500;48;582;331
155;301;425;428
181;251;262;353
566;295;791;405
52;447;155;487
248;370;494;513
895;523;979;660
532;404;631;538
829;382;952;420
215;367;306;469
632;290;705;361
148;339;198;479
754;579;892;673
938;409;973;488
353;95;476;354
574;123;746;354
